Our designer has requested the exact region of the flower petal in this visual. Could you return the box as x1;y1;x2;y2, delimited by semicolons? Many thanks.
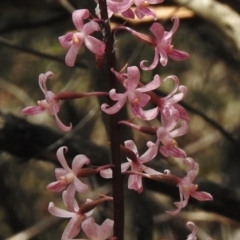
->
125;66;140;90
57;147;71;171
22;105;45;115
101;94;127;114
140;48;159;70
65;43;82;67
72;154;90;173
150;22;164;41
72;9;90;31
128;174;143;193
137;74;161;92
100;168;113;178
74;177;89;193
83;20;100;35
124;140;138;155
168;49;190;61
48;202;74;218
85;36;105;56
62;214;83;240
54;112;72;132
191;191;213;201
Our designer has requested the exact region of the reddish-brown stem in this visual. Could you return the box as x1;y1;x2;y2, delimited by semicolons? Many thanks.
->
98;1;124;240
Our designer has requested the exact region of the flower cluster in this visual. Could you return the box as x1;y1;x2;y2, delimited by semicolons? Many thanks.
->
22;1;213;239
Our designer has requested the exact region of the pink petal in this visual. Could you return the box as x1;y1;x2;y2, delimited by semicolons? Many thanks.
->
169;120;189;138
54;112;72;132
85;36;105;56
96;218;114;240
191;191;213;201
174;104;190;121
63;184;79;212
82;217;99;240
138;107;159;120
144;166;163;175
160;145;186;158
55;168;68;179
167;85;187;104
140;48;159;70
38;71;54;93
139;142;158;163
121;8;135;18
121;162;131;172
108;0;133;13
150;22;164;41
57;147;71;171
148;0;164;3
137;74;161;92
65;43;82;67
125;66;140;90
48;202;75;218
165;16;179;40
135;6;157;20
46;180;66;192
132;91;150;107
59;33;74;48
101;95;127;114
109;89;126;101
159;48;168;66
124;140;138;155
83;21;100;35
74;177;89;193
62;214;83;239
186;221;197;240
100;168;113;178
168;49;190;61
72;154;90;173
128;174;143;193
22;106;45;115
72;9;90;31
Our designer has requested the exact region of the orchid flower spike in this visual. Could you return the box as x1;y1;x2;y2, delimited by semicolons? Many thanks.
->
46;146;90;198
101;66;160;120
22;71;72;132
100;140;160;193
167;158;213;215
59;9;105;67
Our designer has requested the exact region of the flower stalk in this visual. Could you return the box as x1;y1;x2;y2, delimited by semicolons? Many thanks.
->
98;0;125;239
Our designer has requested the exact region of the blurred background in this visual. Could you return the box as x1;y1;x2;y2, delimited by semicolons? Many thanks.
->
1;0;240;239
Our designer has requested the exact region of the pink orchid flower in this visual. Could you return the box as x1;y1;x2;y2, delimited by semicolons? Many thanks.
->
101;66;160;120
81;217;114;240
46;146;90;197
22;71;72;132
141;17;190;69
167;158;213;215
158;75;189;122
116;17;189;69
49;192;94;240
153;114;189;158
100;140;160;193
59;9;105;67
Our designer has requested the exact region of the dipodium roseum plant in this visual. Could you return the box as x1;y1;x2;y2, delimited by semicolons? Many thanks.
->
22;0;213;239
